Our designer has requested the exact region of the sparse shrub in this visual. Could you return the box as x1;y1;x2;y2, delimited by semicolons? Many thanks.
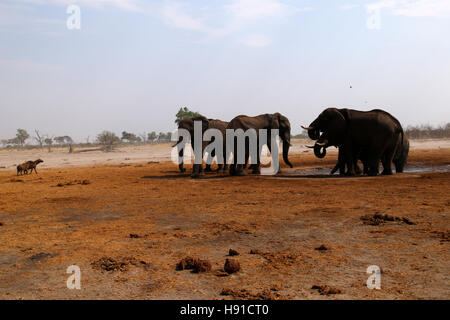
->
97;131;120;151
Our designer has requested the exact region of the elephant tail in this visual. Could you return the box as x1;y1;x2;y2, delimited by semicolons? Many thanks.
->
390;114;408;167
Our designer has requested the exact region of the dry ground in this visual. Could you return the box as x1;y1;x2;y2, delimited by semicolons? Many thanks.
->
0;147;449;299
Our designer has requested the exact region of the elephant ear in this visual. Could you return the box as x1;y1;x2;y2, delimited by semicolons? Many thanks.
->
337;108;350;122
191;116;210;132
324;108;347;144
269;113;280;130
274;112;291;143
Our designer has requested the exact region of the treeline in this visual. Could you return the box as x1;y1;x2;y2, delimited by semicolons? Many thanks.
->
292;124;450;140
405;123;450;139
0;129;174;151
1;107;202;150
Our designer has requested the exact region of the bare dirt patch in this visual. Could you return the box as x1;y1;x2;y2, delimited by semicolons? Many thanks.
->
0;147;449;299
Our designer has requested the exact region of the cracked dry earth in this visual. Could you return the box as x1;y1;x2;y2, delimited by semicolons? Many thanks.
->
0;149;449;299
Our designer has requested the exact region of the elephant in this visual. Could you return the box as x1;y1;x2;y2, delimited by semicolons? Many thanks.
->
174;116;228;177
329;119;410;176
302;108;405;176
226;113;293;176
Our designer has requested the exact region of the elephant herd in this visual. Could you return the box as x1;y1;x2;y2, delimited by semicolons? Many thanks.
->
174;108;409;178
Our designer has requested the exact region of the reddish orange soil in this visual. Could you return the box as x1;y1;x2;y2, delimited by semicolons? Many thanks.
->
0;149;449;299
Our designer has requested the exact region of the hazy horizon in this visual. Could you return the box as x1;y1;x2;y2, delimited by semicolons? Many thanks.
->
1;0;449;142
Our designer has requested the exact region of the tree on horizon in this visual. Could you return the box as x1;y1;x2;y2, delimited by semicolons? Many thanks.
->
175;107;203;125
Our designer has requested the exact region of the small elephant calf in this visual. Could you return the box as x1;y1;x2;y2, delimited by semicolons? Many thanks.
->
17;159;44;175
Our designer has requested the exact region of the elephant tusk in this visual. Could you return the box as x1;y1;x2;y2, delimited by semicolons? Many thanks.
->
315;140;328;147
301;126;314;130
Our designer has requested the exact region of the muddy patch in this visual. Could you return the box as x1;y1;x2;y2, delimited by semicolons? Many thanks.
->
57;209;123;223
55;180;90;187
28;252;58;262
278;163;450;178
360;213;415;226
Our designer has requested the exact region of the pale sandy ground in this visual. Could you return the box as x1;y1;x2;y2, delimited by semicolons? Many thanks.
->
1;139;449;172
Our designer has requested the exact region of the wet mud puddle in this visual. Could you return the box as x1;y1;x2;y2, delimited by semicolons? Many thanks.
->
279;164;450;177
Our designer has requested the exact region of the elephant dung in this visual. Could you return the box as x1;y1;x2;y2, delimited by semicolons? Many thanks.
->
224;258;240;274
176;256;212;273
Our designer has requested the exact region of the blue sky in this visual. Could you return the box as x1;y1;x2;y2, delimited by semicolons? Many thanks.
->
0;0;449;141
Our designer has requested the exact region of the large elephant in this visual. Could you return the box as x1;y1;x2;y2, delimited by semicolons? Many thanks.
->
226;113;293;176
330;133;409;175
302;108;405;176
174;116;228;177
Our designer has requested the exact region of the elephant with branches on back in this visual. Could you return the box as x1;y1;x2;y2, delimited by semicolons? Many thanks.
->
302;108;406;176
174;116;228;178
226;112;293;176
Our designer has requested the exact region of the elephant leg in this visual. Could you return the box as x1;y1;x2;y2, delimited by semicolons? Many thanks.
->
330;164;339;175
366;150;381;176
394;159;403;173
363;161;369;175
332;147;346;175
251;147;261;174
354;161;362;175
381;149;394;175
238;143;247;175
343;144;356;176
251;138;261;174
229;141;240;175
233;141;247;176
177;142;186;172
234;164;247;175
191;164;205;178
251;164;261;174
191;144;205;178
353;152;362;175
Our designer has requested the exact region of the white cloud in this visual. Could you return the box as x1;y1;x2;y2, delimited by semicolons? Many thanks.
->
393;0;450;18
161;2;208;32
16;0;143;12
160;0;313;46
367;0;450;18
225;0;286;20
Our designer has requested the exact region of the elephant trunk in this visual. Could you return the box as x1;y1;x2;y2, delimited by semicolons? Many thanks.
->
175;138;186;173
282;139;293;168
314;143;327;158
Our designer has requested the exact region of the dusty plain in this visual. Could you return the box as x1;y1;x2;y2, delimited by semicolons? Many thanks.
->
0;139;449;299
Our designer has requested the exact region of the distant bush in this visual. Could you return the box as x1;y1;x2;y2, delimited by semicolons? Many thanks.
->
405;123;450;139
96;131;120;151
292;130;308;139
